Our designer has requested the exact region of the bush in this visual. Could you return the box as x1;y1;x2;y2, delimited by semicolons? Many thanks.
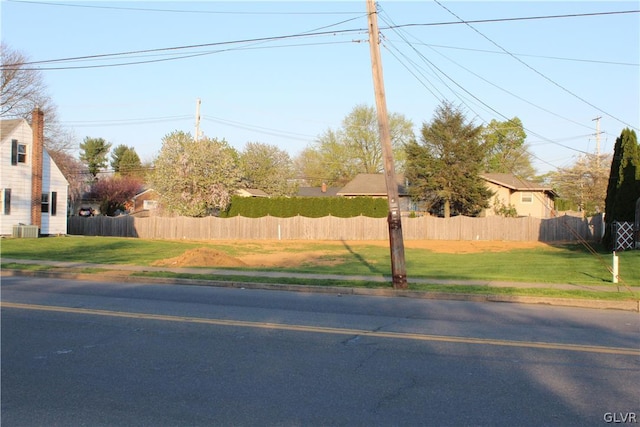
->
222;196;388;218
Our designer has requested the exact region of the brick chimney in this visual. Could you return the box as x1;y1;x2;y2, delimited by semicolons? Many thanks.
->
31;107;44;229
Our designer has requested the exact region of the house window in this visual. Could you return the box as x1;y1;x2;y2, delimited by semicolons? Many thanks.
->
41;193;49;213
51;192;57;216
10;140;26;165
143;200;158;210
2;189;10;215
521;192;533;203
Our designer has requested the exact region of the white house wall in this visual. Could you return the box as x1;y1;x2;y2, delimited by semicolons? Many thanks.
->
41;150;69;234
0;119;69;235
0;121;33;235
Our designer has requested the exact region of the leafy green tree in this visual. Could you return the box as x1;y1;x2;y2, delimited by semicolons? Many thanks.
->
603;128;640;247
405;102;492;217
79;137;111;180
149;131;241;217
297;129;360;186
293;146;328;186
480;117;535;179
240;142;297;196
297;105;414;186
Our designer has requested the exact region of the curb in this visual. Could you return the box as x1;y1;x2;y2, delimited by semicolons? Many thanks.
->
3;269;638;312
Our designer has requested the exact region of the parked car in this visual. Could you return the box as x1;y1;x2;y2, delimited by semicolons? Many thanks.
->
78;207;94;217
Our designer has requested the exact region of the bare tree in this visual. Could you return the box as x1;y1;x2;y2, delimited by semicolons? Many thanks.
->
1;43;44;117
550;153;611;216
1;43;75;153
49;150;89;210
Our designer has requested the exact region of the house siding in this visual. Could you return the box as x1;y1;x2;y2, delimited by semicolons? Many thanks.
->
485;181;553;218
0;118;69;235
41;150;69;234
132;189;159;213
1;121;33;234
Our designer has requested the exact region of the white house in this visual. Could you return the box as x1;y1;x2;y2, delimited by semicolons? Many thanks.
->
0;109;69;236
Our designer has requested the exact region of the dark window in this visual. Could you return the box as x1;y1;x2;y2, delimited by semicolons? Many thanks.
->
18;144;26;163
41;193;49;213
11;140;17;165
11;140;26;165
2;189;10;215
51;192;57;216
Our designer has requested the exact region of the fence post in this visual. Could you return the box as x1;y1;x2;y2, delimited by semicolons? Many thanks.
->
612;251;619;284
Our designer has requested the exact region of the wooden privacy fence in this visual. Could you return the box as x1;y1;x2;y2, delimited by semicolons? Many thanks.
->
68;214;603;242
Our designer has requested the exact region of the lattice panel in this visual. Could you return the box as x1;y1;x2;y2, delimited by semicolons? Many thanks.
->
614;221;635;251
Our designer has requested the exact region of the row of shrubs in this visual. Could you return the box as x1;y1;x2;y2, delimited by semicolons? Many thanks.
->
221;196;389;218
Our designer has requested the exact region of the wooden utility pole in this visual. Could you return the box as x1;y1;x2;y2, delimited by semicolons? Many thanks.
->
366;0;407;289
592;116;602;168
195;98;202;142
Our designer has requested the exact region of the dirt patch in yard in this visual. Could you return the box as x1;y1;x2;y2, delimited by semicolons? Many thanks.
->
152;247;247;268
149;240;554;268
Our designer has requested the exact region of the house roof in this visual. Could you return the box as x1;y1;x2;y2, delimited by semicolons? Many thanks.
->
237;188;269;197
337;173;408;196
297;186;341;197
0;119;26;142
132;188;158;200
481;173;557;196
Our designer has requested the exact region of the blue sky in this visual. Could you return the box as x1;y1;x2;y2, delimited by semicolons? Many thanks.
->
2;1;638;175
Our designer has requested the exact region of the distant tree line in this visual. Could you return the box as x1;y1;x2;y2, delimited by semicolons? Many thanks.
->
3;42;637;224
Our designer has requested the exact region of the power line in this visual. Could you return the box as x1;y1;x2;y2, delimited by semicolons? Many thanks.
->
11;0;636;21
11;40;362;71
7;0;364;15
61;115;192;127
396;33;596;132
4;9;636;69
203;116;317;143
387;9;639;28
432;0;638;132
1;28;367;69
391;41;639;67
378;8;594;167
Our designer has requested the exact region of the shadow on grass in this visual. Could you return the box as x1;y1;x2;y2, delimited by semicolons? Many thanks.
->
341;239;380;274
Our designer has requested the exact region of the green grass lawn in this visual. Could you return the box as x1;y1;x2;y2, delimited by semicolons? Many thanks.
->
2;236;638;291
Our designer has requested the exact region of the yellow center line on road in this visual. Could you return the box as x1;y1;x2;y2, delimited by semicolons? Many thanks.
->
2;301;638;356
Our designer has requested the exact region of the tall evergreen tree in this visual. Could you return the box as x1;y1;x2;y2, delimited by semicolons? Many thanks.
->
79;137;111;180
405;102;492;217
118;148;142;178
110;144;130;172
603;128;640;248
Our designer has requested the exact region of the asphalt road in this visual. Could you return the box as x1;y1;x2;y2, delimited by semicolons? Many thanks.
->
2;275;639;426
